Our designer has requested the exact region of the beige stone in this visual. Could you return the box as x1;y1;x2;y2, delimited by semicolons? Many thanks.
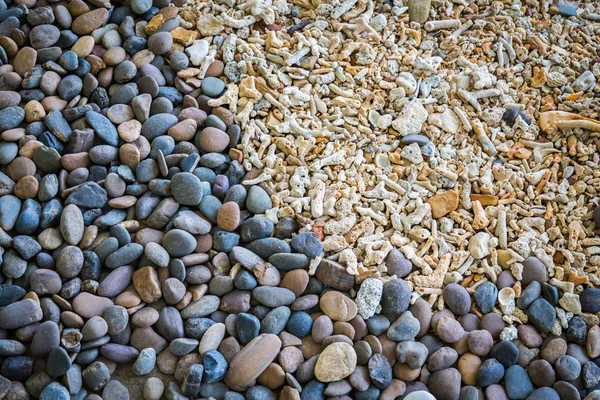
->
314;342;357;382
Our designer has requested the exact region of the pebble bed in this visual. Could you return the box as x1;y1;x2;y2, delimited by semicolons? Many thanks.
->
0;0;599;400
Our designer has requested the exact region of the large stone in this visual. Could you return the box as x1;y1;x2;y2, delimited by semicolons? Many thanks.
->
224;334;281;390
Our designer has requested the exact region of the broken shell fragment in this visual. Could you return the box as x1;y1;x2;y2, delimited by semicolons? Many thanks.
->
539;111;600;132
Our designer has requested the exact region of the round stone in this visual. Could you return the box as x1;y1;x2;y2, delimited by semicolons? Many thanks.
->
162;229;197;257
521;257;548;285
171;172;203;206
314;342;357;382
201;77;225;97
217;202;241;231
199;127;230;153
443;283;471;315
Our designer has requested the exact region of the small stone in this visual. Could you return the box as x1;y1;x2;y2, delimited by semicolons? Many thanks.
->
581;288;600;313
132;266;162;303
171;172;203;206
476;358;505;387
102;380;130;400
583;362;600;389
315;342;357;382
355;278;383;319
320;291;357;322
133;348;157;376
516;280;541;309
162;229;197;257
427;368;461;400
436;317;465;343
385;249;413;278
39;382;69;400
443;283;471;316
387;311;420;341
395;341;428;369
143;377;164;400
82;316;109;341
467;330;493;356
555;355;581;381
505;365;534;400
82;361;111;391
527;298;556;334
217;202;241;231
0;299;43;329
489;340;519;368
202;77;225;97
428;189;459;218
246;186;272;214
290;232;323;258
224;334;281;391
47;347;71;378
474;282;497;314
522;257;548;285
368;353;392;389
381;279;410;321
527;359;556;387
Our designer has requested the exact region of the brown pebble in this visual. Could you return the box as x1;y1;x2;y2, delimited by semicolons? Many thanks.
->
72;8;109;35
541;338;567;364
14;175;39;199
168;119;197;141
393;363;420;381
257;363;286;389
216;202;241;231
14;47;37;77
224;334;282;391
280;270;309;296
458;353;482;386
319;291;357;322
132;267;162;304
206;60;225;77
198;127;230;153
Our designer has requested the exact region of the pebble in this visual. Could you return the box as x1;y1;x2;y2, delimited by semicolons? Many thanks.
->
387;311;420;341
443;283;471;315
521;257;548;285
143;377;164;400
527;298;556;334
224;334;281;390
39;382;69;400
555;355;581;381
505;365;534;400
527;359;555;387
320;291;358;322
381;279;411;321
517;280;541;309
355;278;383;319
489;340;519;368
395;341;428;369
581;288;600;313
476;359;505;387
0;299;43;329
436;317;465;343
467;330;494;356
290;232;323;258
428;368;461;400
474;282;497;314
315;342;357;382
